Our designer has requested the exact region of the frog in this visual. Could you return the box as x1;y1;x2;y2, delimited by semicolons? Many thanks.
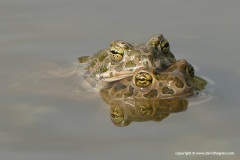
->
78;34;176;86
99;59;207;101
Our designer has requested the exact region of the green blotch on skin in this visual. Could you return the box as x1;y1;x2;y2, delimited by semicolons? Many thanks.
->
94;50;104;57
175;77;184;88
96;64;108;74
194;76;208;91
100;65;108;73
167;53;176;63
128;50;141;58
143;89;158;98
162;87;174;95
155;73;168;81
104;58;110;64
113;83;127;92
78;56;90;63
124;85;134;97
98;51;107;62
125;60;136;69
86;59;98;70
115;62;124;72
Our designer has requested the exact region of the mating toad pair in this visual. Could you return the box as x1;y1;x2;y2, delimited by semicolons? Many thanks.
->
78;34;207;126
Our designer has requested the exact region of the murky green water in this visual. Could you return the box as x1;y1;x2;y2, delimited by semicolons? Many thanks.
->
1;0;240;159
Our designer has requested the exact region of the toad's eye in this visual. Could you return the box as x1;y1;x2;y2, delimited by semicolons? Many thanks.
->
134;72;153;88
109;41;125;62
109;48;124;62
160;38;170;54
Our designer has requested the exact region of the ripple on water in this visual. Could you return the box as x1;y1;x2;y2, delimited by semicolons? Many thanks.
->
188;76;215;106
9;61;99;101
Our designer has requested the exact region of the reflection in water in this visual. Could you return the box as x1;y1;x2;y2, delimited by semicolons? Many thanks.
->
100;90;188;127
95;57;207;126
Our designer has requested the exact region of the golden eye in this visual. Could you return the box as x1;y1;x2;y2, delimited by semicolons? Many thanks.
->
160;38;170;54
186;63;195;77
108;41;125;62
109;47;124;62
135;72;153;88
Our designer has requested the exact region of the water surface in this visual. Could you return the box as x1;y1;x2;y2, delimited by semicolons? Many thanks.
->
1;0;240;159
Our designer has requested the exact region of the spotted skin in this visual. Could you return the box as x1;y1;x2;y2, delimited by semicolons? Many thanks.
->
78;35;176;85
78;35;208;126
100;59;207;100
